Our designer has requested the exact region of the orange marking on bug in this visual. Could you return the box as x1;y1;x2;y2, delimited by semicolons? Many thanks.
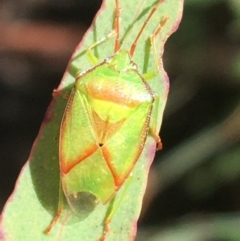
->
61;144;99;174
101;146;122;187
87;79;151;108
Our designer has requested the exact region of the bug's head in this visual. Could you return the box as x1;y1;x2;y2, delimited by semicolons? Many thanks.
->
107;50;137;72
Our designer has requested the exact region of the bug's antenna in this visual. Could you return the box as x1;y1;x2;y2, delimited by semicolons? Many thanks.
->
114;0;121;53
130;0;165;57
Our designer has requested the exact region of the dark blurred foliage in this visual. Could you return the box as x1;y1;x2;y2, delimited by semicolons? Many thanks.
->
0;0;240;240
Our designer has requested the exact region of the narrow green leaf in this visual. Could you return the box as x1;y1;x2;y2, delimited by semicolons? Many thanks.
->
0;0;184;240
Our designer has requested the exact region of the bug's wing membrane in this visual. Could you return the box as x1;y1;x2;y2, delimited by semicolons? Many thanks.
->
60;88;116;213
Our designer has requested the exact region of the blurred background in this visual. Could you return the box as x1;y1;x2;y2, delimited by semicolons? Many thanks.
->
0;0;240;240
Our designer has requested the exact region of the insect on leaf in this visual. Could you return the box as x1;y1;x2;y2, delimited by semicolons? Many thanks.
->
0;0;184;241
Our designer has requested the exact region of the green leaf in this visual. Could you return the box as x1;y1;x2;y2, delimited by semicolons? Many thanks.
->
0;0;184;240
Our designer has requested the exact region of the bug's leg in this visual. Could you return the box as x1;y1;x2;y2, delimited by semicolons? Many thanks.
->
150;16;169;73
44;179;64;234
69;0;121;77
150;94;163;151
98;175;133;241
87;0;121;59
130;0;166;57
150;16;169;150
114;0;121;52
68;30;116;78
72;0;121;69
86;30;116;65
142;16;169;81
143;16;169;150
